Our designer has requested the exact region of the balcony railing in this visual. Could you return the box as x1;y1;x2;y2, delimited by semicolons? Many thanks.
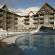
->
39;20;44;23
6;19;12;21
6;24;11;26
0;23;3;26
49;19;54;22
24;22;29;25
49;15;54;18
0;17;3;20
33;17;38;20
24;18;29;21
33;22;38;24
15;18;18;20
15;22;18;24
7;14;14;17
39;16;44;18
0;12;3;14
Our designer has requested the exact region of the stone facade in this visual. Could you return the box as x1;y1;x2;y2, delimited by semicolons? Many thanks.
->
0;4;18;32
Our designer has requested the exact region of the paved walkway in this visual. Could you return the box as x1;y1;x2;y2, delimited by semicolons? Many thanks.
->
1;35;24;44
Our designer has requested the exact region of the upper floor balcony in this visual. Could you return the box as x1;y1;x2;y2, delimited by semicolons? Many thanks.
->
39;16;44;18
0;22;3;26
0;9;3;14
33;22;38;24
15;21;18;24
39;20;44;23
49;14;54;18
0;17;3;20
49;19;54;22
24;18;29;21
24;21;29;25
15;18;18;20
0;12;3;15
39;14;44;18
7;14;14;17
49;15;54;18
33;17;38;20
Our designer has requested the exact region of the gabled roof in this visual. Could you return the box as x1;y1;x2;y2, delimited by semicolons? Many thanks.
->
0;4;5;9
37;3;55;14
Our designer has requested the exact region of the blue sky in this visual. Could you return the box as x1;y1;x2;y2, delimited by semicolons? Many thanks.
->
14;0;55;9
0;0;55;9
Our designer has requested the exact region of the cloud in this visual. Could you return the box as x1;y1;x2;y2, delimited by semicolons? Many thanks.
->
24;7;40;13
14;8;25;13
14;7;40;16
15;7;40;13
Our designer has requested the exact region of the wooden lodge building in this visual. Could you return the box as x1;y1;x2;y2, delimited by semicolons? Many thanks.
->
17;3;55;32
0;4;19;32
0;3;55;32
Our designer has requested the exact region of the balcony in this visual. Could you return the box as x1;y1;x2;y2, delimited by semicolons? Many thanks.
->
6;26;11;29
6;21;11;24
40;22;44;24
49;22;54;24
49;15;54;18
49;19;54;22
15;18;18;20
49;13;54;18
6;19;12;22
33;22;38;24
0;17;3;20
6;24;11;27
39;16;44;18
24;18;29;21
39;20;44;23
24;22;29;25
7;14;14;17
39;14;44;18
0;12;3;14
0;23;3;26
15;22;18;24
33;17;38;20
0;9;3;14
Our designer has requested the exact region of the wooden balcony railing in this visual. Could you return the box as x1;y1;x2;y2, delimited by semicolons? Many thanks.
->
33;22;38;24
24;18;29;21
7;14;14;17
33;17;38;20
15;18;18;20
0;17;3;20
15;22;18;24
24;22;29;25
49;19;54;22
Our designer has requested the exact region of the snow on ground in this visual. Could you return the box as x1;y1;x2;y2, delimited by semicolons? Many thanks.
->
2;35;24;44
0;29;7;40
8;32;29;36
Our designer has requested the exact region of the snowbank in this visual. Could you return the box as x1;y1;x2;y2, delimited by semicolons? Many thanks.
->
0;29;7;40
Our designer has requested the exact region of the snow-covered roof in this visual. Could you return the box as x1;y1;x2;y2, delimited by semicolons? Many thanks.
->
29;11;37;15
15;11;38;16
0;4;5;9
16;12;29;16
32;11;37;14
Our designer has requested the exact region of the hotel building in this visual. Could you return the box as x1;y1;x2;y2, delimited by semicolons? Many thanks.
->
0;3;55;32
0;4;18;32
17;3;55;32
